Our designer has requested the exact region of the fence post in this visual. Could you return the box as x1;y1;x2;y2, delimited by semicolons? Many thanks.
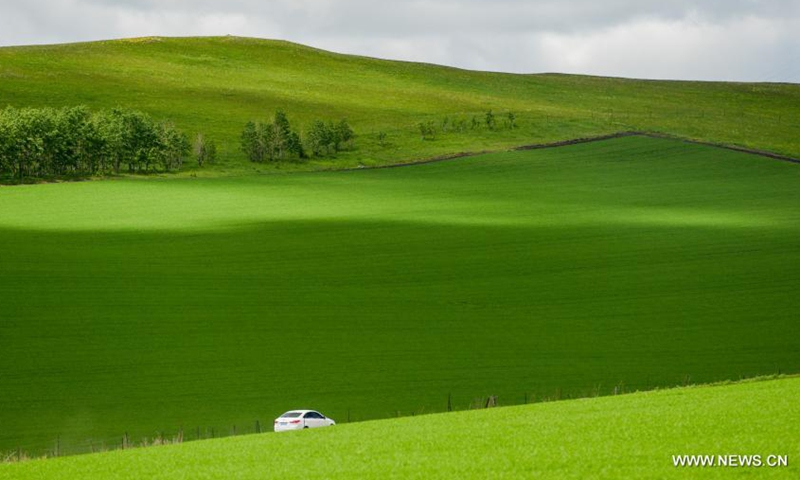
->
255;420;261;434
447;393;452;412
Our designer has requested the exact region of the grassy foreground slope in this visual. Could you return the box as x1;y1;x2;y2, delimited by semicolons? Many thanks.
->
3;377;798;479
1;136;799;455
0;36;799;175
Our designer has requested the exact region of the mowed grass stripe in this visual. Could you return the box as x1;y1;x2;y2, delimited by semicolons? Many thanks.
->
2;377;797;479
0;136;799;454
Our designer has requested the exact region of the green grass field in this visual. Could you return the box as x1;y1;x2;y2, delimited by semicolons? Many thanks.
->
1;135;799;456
1;36;799;176
2;376;797;479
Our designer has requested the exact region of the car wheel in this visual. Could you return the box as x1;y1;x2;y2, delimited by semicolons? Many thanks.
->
303;426;309;429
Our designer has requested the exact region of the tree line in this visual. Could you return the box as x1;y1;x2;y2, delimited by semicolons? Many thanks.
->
0;106;201;181
1;105;522;182
241;110;354;163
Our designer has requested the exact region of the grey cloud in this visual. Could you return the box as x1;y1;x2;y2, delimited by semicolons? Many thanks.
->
68;0;800;34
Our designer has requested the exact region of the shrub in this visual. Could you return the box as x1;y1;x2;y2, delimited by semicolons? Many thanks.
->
485;110;496;130
418;121;437;140
305;118;355;157
507;112;517;129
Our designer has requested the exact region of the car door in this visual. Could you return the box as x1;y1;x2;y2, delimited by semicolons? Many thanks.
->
304;411;324;428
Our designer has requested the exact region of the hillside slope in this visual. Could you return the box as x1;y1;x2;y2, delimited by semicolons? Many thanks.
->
0;36;798;175
2;376;797;479
1;136;799;455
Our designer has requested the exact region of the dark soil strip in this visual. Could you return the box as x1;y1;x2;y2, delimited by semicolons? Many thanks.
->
340;133;638;173
341;150;496;171
512;131;642;151
517;130;800;164
632;132;800;165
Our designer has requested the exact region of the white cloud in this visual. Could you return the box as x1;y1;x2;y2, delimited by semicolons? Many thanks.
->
536;15;800;81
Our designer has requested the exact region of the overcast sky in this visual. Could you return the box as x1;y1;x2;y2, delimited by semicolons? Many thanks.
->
1;0;798;82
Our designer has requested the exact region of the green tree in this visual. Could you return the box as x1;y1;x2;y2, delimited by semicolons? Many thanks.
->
96;110;126;174
271;110;291;160
287;130;305;159
5;108;46;181
99;108;158;173
306;120;333;156
194;133;217;167
334;119;354;151
241;121;264;162
0;114;9;175
0;109;18;178
52;106;97;175
158;123;190;172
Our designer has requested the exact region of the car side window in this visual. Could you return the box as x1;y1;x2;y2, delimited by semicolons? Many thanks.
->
307;412;322;419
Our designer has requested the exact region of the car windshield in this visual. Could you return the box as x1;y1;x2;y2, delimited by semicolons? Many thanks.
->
280;412;303;418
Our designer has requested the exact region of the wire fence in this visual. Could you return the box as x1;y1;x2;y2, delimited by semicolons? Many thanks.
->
0;375;684;462
3;371;789;463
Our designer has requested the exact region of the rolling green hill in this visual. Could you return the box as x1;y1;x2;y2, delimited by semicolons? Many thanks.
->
0;36;799;176
1;135;799;455
2;376;797;479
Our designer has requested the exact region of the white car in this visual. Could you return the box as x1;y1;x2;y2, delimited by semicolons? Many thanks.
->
274;410;336;432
